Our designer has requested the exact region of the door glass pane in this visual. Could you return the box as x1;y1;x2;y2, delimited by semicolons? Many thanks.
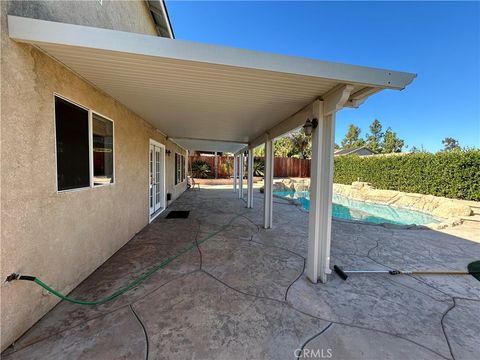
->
150;148;153;208
93;114;114;185
155;150;160;205
55;97;90;191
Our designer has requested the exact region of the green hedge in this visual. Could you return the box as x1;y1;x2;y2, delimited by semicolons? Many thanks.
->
333;150;480;201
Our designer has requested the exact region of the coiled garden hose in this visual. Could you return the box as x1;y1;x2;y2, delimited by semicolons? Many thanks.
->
5;212;245;305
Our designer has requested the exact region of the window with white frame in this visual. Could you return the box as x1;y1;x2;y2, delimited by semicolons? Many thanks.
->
92;113;114;185
175;153;185;185
55;96;114;191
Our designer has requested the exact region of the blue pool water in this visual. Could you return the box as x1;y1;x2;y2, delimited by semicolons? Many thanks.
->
274;190;441;226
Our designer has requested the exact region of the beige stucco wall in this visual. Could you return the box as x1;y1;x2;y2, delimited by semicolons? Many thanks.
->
0;1;186;351
6;0;158;36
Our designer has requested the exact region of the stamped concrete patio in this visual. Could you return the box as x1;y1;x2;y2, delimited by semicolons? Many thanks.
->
3;187;480;360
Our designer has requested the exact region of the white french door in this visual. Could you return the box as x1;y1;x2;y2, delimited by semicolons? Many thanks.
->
149;140;165;221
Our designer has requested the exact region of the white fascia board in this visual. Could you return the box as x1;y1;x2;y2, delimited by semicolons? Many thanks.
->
8;16;416;90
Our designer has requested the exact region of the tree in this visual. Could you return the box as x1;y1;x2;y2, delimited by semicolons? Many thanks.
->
289;128;312;159
341;124;365;149
442;137;460;152
253;145;264;157
382;127;404;153
365;119;383;153
274;137;293;157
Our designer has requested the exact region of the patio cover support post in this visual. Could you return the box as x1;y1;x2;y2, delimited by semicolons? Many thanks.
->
233;155;237;193
307;86;353;283
238;152;244;199
247;149;254;208
263;139;274;228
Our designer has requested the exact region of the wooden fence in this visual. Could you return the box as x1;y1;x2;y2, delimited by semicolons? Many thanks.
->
273;157;311;178
189;155;311;178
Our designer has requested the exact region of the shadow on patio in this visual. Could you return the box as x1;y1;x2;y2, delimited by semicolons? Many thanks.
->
3;187;480;360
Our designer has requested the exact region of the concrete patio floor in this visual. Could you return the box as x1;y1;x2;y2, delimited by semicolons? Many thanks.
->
3;187;480;360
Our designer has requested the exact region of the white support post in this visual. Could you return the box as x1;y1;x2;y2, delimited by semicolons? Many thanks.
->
306;90;350;283
247;149;254;208
238;153;244;199
233;155;237;193
263;140;274;228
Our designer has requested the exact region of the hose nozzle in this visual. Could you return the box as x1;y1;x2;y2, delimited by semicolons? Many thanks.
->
5;273;20;282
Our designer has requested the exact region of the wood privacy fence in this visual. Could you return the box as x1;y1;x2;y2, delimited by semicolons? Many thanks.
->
188;155;311;178
273;157;311;178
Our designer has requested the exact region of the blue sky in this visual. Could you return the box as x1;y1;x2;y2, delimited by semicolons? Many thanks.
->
166;1;479;152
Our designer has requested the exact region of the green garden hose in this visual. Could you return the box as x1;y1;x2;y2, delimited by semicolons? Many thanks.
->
6;212;245;305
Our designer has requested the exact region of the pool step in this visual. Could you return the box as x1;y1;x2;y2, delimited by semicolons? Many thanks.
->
470;205;480;216
460;215;480;224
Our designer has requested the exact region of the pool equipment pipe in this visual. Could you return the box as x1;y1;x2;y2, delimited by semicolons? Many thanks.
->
5;212;245;305
333;262;480;281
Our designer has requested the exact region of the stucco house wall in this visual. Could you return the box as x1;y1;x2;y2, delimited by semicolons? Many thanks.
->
0;1;186;351
6;0;158;36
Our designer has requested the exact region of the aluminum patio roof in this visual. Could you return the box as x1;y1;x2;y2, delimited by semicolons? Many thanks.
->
8;15;416;153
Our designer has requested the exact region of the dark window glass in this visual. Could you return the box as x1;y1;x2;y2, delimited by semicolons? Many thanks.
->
175;153;179;185
92;114;114;185
55;97;90;191
175;153;185;184
181;155;185;181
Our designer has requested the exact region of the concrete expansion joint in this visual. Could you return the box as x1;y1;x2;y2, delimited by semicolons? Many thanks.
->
284;258;306;302
130;304;149;360
200;269;285;305
4;271;200;356
349;237;468;360
296;322;333;360
7;191;475;359
438;296;480;360
207;193;469;360
441;298;457;360
249;237;306;261
297;313;453;360
199;209;308;303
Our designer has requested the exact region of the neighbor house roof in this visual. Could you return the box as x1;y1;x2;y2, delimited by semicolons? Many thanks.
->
8;16;415;153
334;146;376;156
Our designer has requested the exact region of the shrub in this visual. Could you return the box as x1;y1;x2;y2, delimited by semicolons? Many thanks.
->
333;150;480;201
220;159;233;177
253;159;265;177
191;160;211;179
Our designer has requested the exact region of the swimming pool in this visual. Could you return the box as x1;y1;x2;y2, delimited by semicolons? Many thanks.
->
274;190;441;225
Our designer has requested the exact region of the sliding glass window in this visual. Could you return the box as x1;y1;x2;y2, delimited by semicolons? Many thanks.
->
54;96;115;191
55;97;90;191
92;113;114;186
